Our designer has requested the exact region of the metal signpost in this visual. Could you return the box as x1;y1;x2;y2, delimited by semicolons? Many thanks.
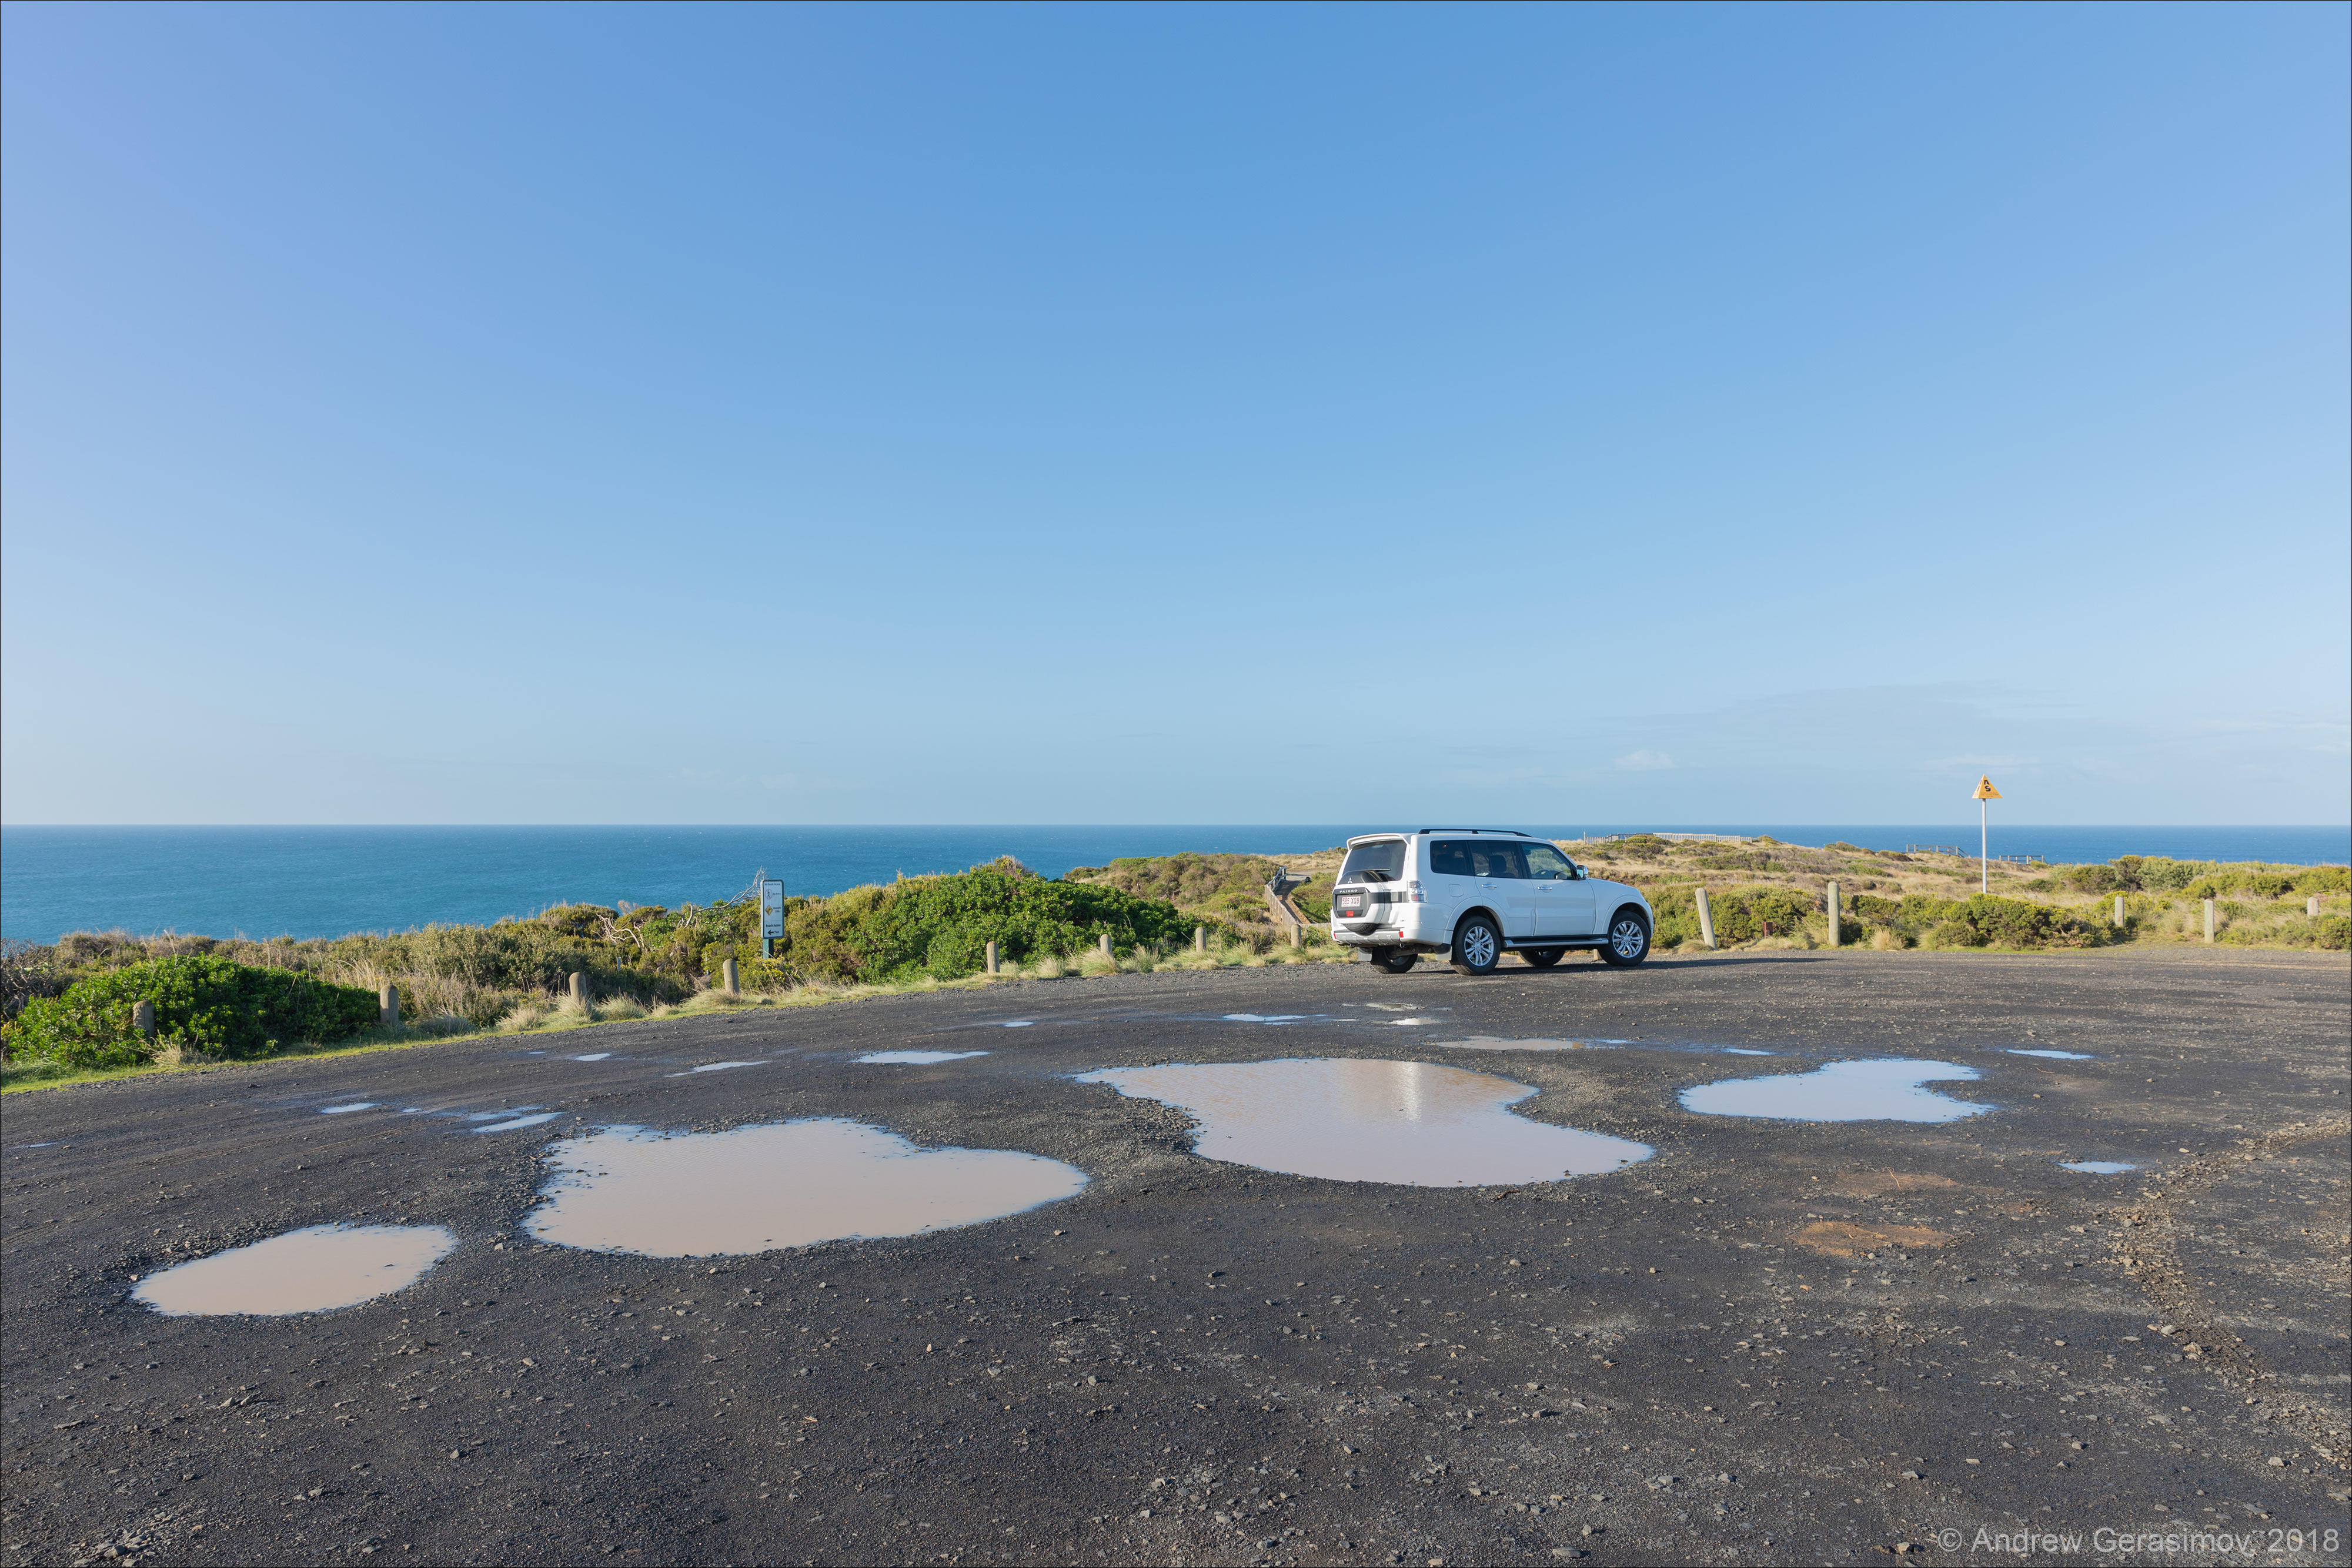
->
1973;775;2002;894
761;878;786;958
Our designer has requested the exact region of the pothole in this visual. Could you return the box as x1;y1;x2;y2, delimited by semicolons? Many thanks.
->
1075;1058;1651;1186
524;1119;1088;1256
1680;1059;1987;1122
133;1224;457;1316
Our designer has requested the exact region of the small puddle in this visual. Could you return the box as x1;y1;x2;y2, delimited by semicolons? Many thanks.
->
1222;1014;1311;1024
857;1050;989;1065
664;1061;764;1077
1675;1062;1985;1124
319;1102;376;1115
1722;1048;1775;1057
133;1224;457;1316
1438;1037;1619;1052
2007;1048;2094;1060
571;1053;612;1062
526;1120;1088;1256
999;1021;1034;1028
473;1112;564;1134
1075;1058;1650;1186
2059;1160;2138;1174
1681;1059;1986;1122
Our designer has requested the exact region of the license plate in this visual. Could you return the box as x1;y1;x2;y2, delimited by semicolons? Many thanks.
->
1337;899;1364;918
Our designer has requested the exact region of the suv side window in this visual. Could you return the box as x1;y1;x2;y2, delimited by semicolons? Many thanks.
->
1473;845;1528;878
1525;844;1578;880
1428;840;1475;877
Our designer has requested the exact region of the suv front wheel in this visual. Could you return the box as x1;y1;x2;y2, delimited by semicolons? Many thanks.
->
1451;915;1502;976
1599;910;1651;967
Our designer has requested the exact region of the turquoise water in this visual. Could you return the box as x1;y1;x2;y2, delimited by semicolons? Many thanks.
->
2;824;2343;943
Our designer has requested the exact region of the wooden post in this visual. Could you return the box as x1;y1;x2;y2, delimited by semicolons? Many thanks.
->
985;940;1000;975
2114;894;2127;927
1695;887;1716;949
133;999;156;1039
1825;882;1841;948
1194;926;1207;952
379;984;400;1028
569;971;589;1006
1098;932;1113;958
721;958;740;997
2202;899;2216;943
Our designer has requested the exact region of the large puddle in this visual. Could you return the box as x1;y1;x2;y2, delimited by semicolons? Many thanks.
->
526;1119;1088;1256
1679;1059;1987;1122
1075;1058;1651;1186
133;1223;457;1316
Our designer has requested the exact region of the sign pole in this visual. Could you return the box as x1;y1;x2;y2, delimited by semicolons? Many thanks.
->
1971;775;2002;895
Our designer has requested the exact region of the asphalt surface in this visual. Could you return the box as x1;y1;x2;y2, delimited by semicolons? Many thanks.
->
5;948;2348;1567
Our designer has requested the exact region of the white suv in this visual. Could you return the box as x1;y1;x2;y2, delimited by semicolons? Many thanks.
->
1328;829;1654;975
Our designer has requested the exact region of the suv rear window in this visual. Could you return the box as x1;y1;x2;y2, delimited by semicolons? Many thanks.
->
1339;840;1407;883
1429;841;1527;878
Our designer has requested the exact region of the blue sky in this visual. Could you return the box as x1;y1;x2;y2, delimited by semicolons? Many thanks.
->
4;2;2345;826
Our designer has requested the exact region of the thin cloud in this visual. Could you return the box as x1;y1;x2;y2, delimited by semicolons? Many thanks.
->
1614;750;1676;771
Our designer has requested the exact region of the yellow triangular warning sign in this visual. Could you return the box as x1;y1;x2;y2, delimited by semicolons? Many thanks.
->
1972;775;2002;800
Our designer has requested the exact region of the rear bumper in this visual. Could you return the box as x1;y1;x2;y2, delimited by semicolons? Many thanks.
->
1330;916;1445;951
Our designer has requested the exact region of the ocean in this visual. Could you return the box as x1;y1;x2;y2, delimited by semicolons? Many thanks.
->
2;824;2344;944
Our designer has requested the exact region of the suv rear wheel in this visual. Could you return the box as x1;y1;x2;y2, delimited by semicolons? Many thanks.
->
1451;915;1502;976
1371;949;1418;974
1598;910;1651;967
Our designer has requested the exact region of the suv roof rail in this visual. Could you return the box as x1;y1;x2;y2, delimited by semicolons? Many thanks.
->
1414;828;1532;837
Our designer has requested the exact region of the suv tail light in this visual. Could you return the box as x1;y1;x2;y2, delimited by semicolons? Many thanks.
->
1399;881;1425;903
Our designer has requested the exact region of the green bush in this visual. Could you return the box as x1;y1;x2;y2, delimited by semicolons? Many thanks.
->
2296;867;2349;896
2063;864;2121;893
2318;917;2351;951
1643;885;1817;946
773;859;1198;984
1846;892;2107;950
9;956;379;1069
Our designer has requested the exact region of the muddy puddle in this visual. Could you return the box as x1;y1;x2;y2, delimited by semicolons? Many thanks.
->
1680;1059;1987;1122
526;1119;1088;1256
664;1061;764;1077
473;1112;564;1134
1437;1037;1623;1052
2007;1048;2093;1059
133;1223;458;1316
2059;1159;2138;1174
857;1050;988;1065
1075;1058;1651;1186
319;1102;376;1115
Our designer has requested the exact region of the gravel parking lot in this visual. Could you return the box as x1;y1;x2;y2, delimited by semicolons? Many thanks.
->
5;947;2347;1566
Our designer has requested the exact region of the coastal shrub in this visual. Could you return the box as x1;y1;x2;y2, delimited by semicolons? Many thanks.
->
1643;885;1818;946
2296;866;2349;896
1845;893;2106;950
9;956;379;1069
2063;864;2122;893
774;859;1196;984
2318;917;2351;951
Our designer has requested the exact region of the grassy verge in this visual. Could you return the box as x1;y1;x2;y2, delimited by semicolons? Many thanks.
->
0;934;1352;1095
